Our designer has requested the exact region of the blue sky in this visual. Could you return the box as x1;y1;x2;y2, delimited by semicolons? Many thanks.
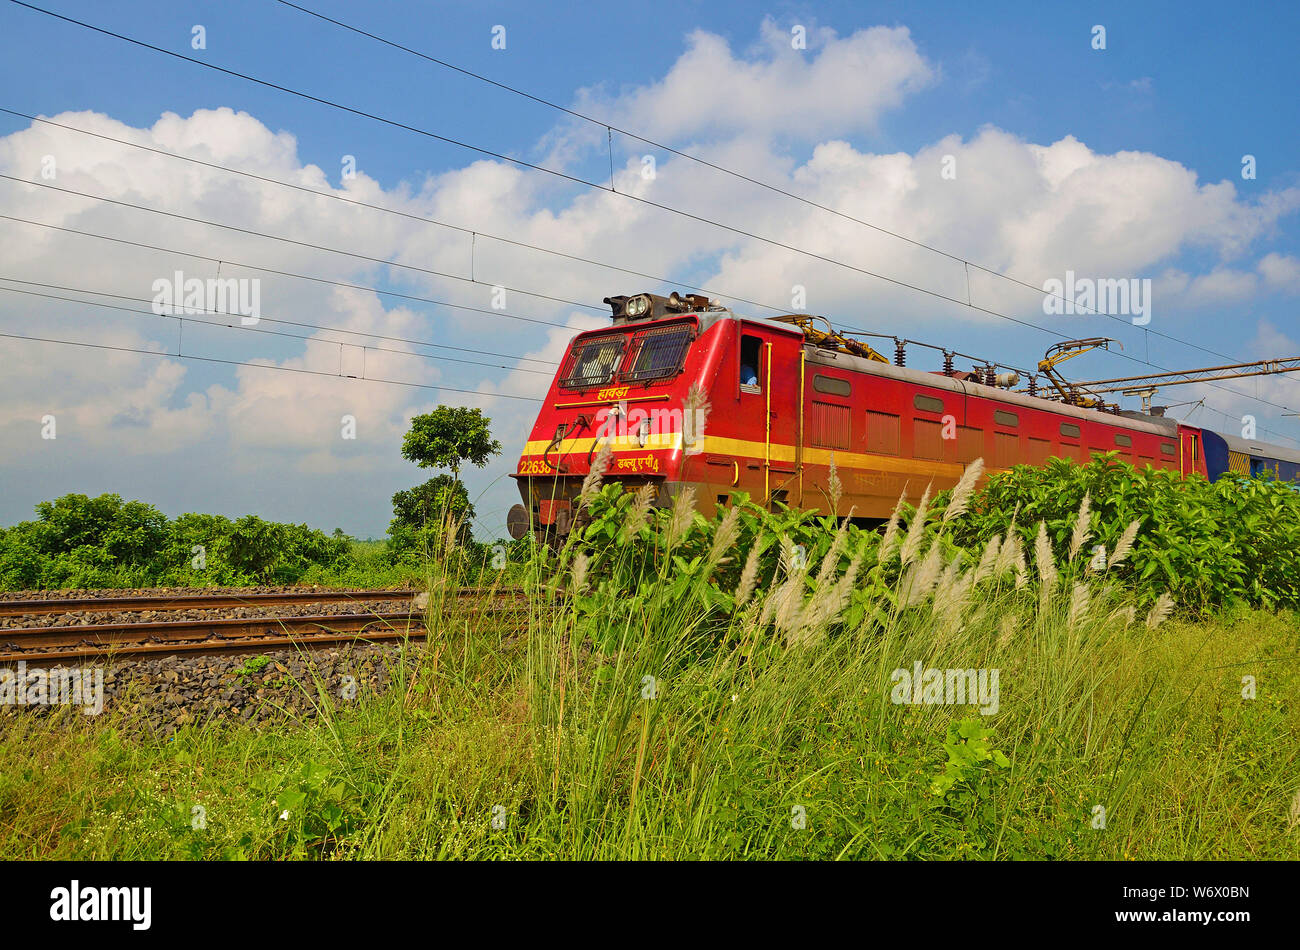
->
2;0;1298;538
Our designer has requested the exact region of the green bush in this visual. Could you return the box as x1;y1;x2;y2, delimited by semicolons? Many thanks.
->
0;493;355;590
948;454;1300;613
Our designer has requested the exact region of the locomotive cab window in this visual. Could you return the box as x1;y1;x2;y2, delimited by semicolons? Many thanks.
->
560;335;626;390
623;324;694;383
740;335;763;392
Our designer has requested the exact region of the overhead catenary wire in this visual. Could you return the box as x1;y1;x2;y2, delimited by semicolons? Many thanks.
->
8;172;1296;416
3;1;1297;434
2;2;1218;352
8;2;1299;423
0;173;602;314
0;175;1035;377
0;274;558;365
0;106;795;321
265;1;1300;379
3;185;1297;439
0;281;558;375
2;109;1043;382
0;327;544;402
0;213;588;333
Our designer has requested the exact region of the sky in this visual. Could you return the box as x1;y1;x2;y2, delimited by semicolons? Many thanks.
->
1;0;1298;540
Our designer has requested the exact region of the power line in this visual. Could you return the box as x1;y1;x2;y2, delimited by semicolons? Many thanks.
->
0;3;1137;328
4;3;1298;429
0;280;557;375
0;106;788;321
0;326;544;402
267;1;1096;297
274;0;1300;378
0;213;585;332
4;186;1297;427
0;173;601;314
0;175;1033;376
0;107;1043;380
0;273;557;366
8;3;1295;418
1;106;1031;377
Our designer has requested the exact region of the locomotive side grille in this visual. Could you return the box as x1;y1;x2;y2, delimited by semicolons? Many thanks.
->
956;425;983;462
866;411;900;455
994;431;1019;468
810;401;851;450
914;419;943;460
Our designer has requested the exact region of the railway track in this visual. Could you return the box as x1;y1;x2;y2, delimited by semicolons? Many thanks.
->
0;587;530;664
0;586;517;617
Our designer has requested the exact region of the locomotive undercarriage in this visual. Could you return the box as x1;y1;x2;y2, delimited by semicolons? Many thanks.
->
508;475;671;543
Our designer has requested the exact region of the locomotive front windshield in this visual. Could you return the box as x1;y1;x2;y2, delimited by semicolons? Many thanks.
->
560;336;627;388
558;322;695;390
623;325;694;382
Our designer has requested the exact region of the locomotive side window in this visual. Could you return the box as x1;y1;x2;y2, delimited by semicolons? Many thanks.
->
623;325;694;383
740;335;763;391
813;375;851;396
1059;422;1082;439
1114;433;1133;447
994;410;1019;428
913;394;944;414
560;335;626;389
1160;442;1177;457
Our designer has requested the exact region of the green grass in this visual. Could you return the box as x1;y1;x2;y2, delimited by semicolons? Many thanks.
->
0;565;1295;859
3;466;1298;860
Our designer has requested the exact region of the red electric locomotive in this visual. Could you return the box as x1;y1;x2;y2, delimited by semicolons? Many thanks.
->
505;291;1236;540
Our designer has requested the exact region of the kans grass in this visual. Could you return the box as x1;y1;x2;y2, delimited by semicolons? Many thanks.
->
1;460;1297;860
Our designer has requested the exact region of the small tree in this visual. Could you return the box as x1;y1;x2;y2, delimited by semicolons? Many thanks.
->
389;476;476;557
401;406;502;482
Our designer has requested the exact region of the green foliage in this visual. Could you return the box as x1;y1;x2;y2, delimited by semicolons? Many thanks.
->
949;454;1300;612
0;493;353;590
388;476;476;561
234;656;273;678
259;762;375;858
400;406;501;480
2;520;1298;860
931;718;1011;798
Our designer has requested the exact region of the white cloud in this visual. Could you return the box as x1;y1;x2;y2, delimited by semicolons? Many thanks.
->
1258;253;1300;293
3;20;1300;533
564;18;936;145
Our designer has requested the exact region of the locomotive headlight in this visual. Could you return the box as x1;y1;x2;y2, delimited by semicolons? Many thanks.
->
626;294;650;317
637;418;651;447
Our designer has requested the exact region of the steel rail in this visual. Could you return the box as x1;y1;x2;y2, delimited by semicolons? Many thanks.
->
0;587;523;617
